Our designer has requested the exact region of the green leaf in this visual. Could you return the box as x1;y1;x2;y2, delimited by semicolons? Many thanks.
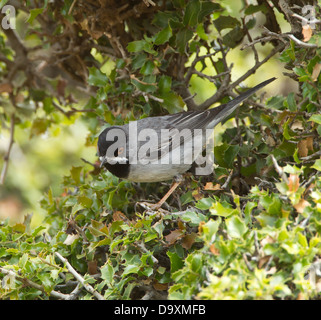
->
0;0;9;9
161;91;185;113
284;92;297;111
26;8;44;24
127;39;156;55
226;216;247;238
312;159;321;171
101;262;114;284
132;53;148;70
214;143;240;168
154;25;172;45
198;2;221;22
181;211;207;226
77;195;93;208
266;95;285;109
183;0;201;26
210;201;238;218
88;67;108;87
180;191;193;205
131;75;157;93
308;114;321;124
19;253;28;269
222;26;244;48
244;201;257;225
189;253;203;273
195;197;214;210
201;219;220;242
30;119;49;137
172;0;185;8
176;28;194;54
244;4;268;14
167;251;184;273
214;15;240;32
127;40;146;52
140;60;155;76
70;166;82;184
158;75;172;93
122;264;140;276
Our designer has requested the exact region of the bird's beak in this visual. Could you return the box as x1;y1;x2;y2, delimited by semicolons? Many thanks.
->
99;156;107;168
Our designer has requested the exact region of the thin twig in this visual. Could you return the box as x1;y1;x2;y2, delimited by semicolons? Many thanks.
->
292;13;321;25
54;252;105;300
68;0;78;15
301;150;321;161
136;241;159;264
271;155;289;184
222;169;234;189
0;113;15;185
231;43;285;90
0;267;70;300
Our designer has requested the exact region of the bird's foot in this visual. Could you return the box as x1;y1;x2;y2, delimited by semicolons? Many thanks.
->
137;201;169;215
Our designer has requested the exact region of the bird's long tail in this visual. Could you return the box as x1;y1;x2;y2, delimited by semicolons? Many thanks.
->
208;77;276;128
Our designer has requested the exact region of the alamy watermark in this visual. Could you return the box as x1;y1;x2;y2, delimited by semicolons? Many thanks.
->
100;122;215;176
1;5;16;29
301;5;318;29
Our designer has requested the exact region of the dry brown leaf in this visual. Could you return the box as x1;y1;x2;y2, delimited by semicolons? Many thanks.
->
298;137;313;158
258;255;271;269
312;63;321;81
192;188;203;200
302;25;313;42
63;234;79;245
306;136;314;151
14;93;24;103
266;135;276;147
297;292;305;300
203;182;221;191
165;229;184;245
177;220;185;231
209;244;220;255
288;174;300;192
87;260;98;275
266;266;277;275
113;210;132;225
153;280;168;291
260;235;275;247
198;221;206;234
113;211;127;221
0;82;13;93
294;198;310;214
291;120;304;131
181;233;197;250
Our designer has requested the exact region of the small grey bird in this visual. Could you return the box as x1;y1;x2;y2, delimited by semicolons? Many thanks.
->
98;77;275;186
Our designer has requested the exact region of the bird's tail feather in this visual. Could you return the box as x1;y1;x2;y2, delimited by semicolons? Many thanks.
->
209;77;276;128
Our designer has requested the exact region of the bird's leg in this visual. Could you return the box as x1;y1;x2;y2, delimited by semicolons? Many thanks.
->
139;175;184;211
153;179;181;209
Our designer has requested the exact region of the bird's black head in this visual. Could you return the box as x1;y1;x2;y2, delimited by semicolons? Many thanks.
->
97;126;129;179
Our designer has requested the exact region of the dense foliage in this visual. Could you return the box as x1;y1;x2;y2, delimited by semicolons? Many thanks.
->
1;0;321;300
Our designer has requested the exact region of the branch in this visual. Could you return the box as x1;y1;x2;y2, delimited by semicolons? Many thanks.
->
231;42;285;90
0;267;70;300
243;29;317;49
301;150;321;162
54;252;105;300
292;13;321;25
271;155;289;184
0;113;15;185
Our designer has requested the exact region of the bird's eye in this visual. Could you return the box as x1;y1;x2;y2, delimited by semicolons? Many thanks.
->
118;147;124;155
